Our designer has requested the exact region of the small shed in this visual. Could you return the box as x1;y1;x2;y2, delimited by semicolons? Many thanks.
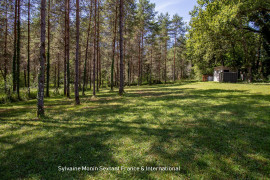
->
202;75;209;82
214;66;238;83
202;75;213;82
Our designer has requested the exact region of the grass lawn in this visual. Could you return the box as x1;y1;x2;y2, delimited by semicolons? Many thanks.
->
0;82;270;179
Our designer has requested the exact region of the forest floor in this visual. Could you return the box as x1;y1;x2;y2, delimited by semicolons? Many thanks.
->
0;82;270;179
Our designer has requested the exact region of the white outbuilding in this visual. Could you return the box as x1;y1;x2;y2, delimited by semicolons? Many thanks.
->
214;66;238;83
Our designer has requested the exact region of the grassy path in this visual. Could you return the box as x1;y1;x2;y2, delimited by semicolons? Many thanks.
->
0;82;270;179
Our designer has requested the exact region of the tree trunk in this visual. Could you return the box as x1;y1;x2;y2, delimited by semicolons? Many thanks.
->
78;42;82;91
75;0;80;105
92;0;97;96
13;0;18;92
57;53;60;89
89;47;92;90
4;0;8;93
64;0;67;95
54;63;57;88
96;0;100;92
128;60;130;86
66;0;70;98
116;42;119;86
132;62;135;83
83;0;93;96
119;0;124;95
138;39;141;85
128;40;131;86
164;41;167;84
99;45;101;88
150;47;153;85
123;29;126;86
37;0;46;117
111;3;117;91
173;36;176;82
140;31;144;85
158;44;161;82
24;68;27;87
46;0;51;97
27;0;30;96
16;0;21;99
96;45;99;92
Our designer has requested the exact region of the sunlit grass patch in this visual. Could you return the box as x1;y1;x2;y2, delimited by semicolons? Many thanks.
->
0;82;269;179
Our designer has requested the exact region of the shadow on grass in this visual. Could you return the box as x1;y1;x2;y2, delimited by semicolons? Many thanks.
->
0;84;270;179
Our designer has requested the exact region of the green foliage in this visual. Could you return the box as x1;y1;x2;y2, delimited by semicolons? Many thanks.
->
137;0;156;31
187;0;270;80
158;13;171;42
171;14;185;37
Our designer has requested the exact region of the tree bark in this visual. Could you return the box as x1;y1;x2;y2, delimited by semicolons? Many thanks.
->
150;47;153;85
92;0;97;96
158;44;161;82
128;41;131;86
66;0;70;98
98;44;101;88
64;0;67;95
140;31;144;85
37;0;46;117
132;62;135;83
173;36;176;82
57;53;60;89
4;0;8;93
24;68;27;87
98;2;102;89
13;0;18;92
83;0;93;96
75;0;80;105
96;0;100;92
27;0;30;96
89;47;92;90
54;63;56;88
16;0;21;99
46;0;51;97
116;42;119;86
138;39;141;85
164;40;167;84
111;3;118;91
128;60;130;86
119;0;124;95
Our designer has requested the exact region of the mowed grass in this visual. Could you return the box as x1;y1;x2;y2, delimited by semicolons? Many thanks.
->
0;82;270;179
